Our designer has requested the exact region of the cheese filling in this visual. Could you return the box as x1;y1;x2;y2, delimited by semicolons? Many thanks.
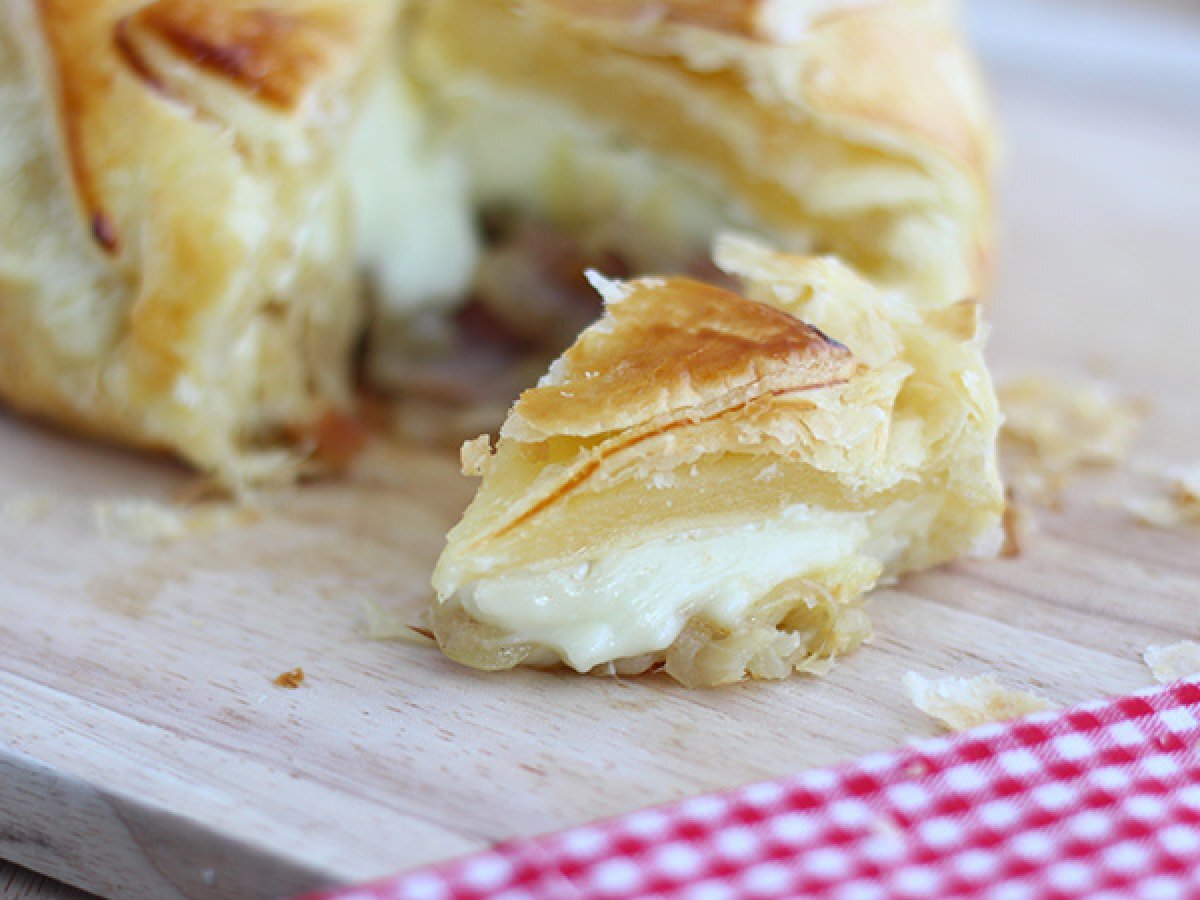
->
348;69;478;316
449;86;781;270
454;505;871;672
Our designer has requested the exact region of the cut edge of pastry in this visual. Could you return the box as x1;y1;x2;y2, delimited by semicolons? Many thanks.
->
412;0;996;336
430;236;1004;686
442;257;871;557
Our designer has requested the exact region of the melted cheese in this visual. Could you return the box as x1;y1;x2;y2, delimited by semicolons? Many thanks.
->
449;85;778;269
455;505;869;672
348;67;478;314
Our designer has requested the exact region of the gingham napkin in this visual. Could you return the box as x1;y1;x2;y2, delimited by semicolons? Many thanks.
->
302;679;1200;900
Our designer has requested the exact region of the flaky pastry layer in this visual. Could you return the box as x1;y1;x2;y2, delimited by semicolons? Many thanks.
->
412;0;993;310
430;237;1003;686
0;0;394;484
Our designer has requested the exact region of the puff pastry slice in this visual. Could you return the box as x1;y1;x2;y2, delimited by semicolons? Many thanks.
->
431;237;1003;686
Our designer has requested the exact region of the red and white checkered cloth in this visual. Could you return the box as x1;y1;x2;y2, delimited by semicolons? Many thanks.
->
302;679;1200;900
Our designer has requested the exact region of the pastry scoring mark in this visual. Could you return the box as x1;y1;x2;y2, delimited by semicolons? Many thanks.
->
121;0;354;111
804;322;848;354
113;16;166;96
113;10;258;165
36;2;125;255
90;211;121;254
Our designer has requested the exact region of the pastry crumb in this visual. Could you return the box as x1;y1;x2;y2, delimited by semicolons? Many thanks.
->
1125;463;1200;529
1;494;54;524
1000;491;1033;558
1144;642;1200;683
460;435;494;477
93;498;258;543
1125;496;1185;529
273;668;305;689
998;376;1143;504
1176;465;1200;503
904;672;1055;732
309;410;370;471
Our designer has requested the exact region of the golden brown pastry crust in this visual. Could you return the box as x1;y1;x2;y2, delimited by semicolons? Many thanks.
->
506;275;856;441
431;238;1004;685
116;0;364;111
0;0;999;499
537;0;991;178
39;0;373;261
413;0;993;306
0;1;387;480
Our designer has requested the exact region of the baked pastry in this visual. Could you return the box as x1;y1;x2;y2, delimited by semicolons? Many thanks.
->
0;0;423;484
0;0;995;484
348;11;479;372
411;0;994;321
430;236;1003;686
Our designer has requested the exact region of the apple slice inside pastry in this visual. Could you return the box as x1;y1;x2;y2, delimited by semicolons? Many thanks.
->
430;236;1003;686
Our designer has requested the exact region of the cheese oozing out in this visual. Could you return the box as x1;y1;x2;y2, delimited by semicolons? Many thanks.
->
448;85;781;270
452;504;873;672
348;66;478;316
441;83;971;306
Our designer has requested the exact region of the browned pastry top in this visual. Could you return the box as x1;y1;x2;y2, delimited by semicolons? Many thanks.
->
509;275;858;439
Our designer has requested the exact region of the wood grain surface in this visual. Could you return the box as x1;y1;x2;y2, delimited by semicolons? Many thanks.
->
0;862;92;900
1;4;1198;899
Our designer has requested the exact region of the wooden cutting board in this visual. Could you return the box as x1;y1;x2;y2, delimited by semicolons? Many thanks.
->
2;5;1198;898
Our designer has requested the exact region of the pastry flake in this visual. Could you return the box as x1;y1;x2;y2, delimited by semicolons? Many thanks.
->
430;238;1004;686
905;672;1055;732
1125;463;1200;529
92;498;259;544
998;376;1143;504
1144;642;1200;684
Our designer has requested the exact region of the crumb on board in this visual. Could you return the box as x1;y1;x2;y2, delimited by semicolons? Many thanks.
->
273;668;305;689
998;375;1143;504
172;475;230;506
1144;642;1200;684
904;672;1056;732
1;494;54;525
1177;465;1200;503
1125;463;1200;529
93;498;260;543
288;410;370;472
1000;490;1034;558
